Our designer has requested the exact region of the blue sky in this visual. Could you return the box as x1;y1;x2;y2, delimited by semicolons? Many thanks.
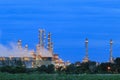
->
0;0;120;62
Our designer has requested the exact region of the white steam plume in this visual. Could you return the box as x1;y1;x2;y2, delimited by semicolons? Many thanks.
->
0;42;32;57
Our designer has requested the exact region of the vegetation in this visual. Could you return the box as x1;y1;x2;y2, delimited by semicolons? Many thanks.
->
36;64;55;74
1;58;120;79
0;73;120;80
1;57;120;74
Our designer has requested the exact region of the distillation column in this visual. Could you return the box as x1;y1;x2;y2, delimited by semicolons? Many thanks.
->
25;44;28;52
38;29;46;47
47;32;53;54
24;44;29;57
35;29;46;67
18;40;22;50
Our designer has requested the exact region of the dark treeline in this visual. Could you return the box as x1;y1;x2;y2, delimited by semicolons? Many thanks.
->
63;57;120;74
1;57;120;74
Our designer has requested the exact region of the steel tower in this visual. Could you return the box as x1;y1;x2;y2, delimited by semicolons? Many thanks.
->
82;38;89;63
109;39;114;63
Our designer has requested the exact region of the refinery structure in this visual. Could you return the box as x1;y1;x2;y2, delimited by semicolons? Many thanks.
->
0;29;70;68
82;38;114;63
0;29;115;68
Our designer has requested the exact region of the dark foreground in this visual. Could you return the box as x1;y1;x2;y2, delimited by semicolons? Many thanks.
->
0;73;120;80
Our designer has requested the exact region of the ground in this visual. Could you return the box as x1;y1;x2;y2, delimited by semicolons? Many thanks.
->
0;73;120;80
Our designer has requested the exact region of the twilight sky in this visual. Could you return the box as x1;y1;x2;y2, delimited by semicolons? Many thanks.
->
0;0;120;63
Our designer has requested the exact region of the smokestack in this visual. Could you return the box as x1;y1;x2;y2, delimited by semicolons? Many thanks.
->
18;40;22;50
109;39;114;63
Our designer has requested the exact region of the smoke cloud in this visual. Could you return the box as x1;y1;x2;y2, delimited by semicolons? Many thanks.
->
38;47;53;57
0;42;32;57
0;42;53;58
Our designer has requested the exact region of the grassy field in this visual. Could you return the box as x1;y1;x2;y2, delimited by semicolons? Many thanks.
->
0;73;120;80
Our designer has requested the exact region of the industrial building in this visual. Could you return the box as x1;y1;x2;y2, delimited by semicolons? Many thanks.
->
0;29;114;68
0;29;68;68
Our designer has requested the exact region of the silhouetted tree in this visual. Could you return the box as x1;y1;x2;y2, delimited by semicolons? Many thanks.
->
15;59;23;67
65;64;76;74
37;65;47;73
114;57;120;73
46;64;55;74
80;62;89;73
75;61;81;66
89;61;97;73
56;66;66;74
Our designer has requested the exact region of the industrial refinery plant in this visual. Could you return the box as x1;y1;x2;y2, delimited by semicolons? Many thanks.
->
0;29;114;68
0;29;70;68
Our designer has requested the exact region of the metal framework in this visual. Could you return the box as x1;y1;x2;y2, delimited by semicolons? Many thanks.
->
110;39;114;63
82;38;89;63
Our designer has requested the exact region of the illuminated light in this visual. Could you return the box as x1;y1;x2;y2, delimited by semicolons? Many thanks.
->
107;66;111;70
